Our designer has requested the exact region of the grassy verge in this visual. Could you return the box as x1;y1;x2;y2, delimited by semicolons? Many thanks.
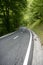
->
32;23;43;45
27;20;43;45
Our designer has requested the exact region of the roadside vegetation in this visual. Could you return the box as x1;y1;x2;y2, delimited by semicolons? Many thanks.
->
32;22;43;45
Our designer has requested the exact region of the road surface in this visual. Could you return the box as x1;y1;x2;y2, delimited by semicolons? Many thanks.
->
0;30;32;65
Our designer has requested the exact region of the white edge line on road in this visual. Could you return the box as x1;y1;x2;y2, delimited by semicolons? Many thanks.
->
0;31;16;39
23;30;32;65
13;36;19;40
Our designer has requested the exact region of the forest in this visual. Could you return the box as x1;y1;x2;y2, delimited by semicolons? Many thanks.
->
0;0;43;44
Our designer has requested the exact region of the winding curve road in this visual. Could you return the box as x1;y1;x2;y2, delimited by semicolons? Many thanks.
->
0;29;33;65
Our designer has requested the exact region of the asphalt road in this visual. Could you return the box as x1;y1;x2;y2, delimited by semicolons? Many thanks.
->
0;30;30;65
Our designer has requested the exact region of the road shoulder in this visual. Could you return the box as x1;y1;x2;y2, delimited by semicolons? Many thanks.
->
32;32;43;65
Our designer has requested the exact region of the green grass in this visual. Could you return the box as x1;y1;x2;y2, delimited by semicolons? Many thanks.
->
27;19;40;28
32;23;43;45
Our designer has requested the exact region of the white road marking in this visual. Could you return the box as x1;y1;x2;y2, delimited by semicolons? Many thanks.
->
23;31;32;65
13;36;19;40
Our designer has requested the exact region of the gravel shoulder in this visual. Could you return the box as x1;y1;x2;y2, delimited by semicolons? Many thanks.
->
32;32;43;65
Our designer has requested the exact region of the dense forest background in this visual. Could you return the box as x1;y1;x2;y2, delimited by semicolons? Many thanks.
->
0;0;43;40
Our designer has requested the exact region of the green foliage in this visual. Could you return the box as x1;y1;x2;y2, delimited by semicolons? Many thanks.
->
32;22;43;45
0;0;27;36
0;0;43;36
29;0;43;22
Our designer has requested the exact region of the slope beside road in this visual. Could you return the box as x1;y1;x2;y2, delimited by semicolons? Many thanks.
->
32;32;43;65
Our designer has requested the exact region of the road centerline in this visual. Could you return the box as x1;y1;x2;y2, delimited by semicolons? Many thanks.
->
13;36;19;40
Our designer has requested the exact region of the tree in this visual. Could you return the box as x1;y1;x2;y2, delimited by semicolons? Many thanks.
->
29;0;43;23
0;0;27;35
10;0;27;28
0;0;11;32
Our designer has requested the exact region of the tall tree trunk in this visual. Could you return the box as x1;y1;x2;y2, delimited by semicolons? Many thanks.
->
5;0;10;32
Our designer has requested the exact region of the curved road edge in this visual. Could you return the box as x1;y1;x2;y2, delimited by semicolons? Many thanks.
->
0;31;16;40
0;28;34;65
23;30;34;65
